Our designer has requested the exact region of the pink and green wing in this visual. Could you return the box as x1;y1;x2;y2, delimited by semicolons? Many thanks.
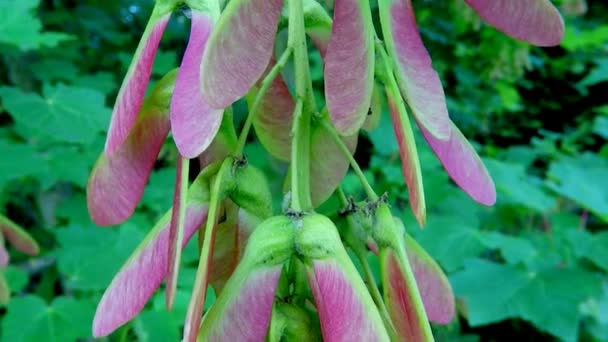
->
0;271;8;305
419;120;496;205
209;210;261;293
387;89;426;226
201;266;283;341
379;0;450;140
165;157;190;310
381;248;433;341
308;260;390;341
325;0;375;135
0;214;39;256
104;4;172;154
404;233;455;324
310;122;358;206
298;216;390;341
171;11;223;158
201;0;284;109
87;71;177;226
198;112;239;169
199;216;294;341
362;84;383;131
0;236;8;267
464;0;565;46
251;59;295;161
92;201;208;337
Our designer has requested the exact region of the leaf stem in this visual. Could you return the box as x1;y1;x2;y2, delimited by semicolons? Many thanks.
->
235;47;293;156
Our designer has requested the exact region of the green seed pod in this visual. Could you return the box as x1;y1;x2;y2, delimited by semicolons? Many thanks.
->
228;160;273;219
198;215;295;341
293;213;391;341
268;302;321;342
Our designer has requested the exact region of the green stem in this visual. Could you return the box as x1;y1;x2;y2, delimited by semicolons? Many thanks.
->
116;321;131;342
356;248;397;339
289;100;310;211
235;47;293;156
321;119;378;201
184;158;231;340
288;0;314;212
288;0;316;111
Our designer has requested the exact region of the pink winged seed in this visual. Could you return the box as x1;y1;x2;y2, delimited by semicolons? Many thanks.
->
325;0;375;135
419;120;496;206
465;0;565;47
309;260;389;341
205;266;282;342
201;0;284;109
384;251;428;342
310;33;330;59
92;203;208;337
383;0;451;140
0;243;8;267
209;210;259;293
388;96;425;226
88;110;170;226
165;157;188;310
0;215;39;256
310;125;358;206
105;15;170;154
171;12;223;158
404;235;455;324
252;59;295;161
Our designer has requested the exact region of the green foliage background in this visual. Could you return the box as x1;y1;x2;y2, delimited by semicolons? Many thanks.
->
0;0;607;341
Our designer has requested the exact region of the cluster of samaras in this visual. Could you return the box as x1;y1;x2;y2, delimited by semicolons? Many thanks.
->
87;0;564;341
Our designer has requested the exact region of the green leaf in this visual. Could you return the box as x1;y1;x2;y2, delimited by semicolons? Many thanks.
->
31;59;79;83
54;193;97;226
0;85;110;144
574;232;608;272
562;24;608;51
71;72;116;97
54;224;144;291
4;266;29;293
0;139;45;189
368;108;399;156
1;295;95;341
578;58;608;88
481;232;537;265
547;154;608;221
412;216;484;272
593;115;608;140
451;259;602;341
141;167;176;214
134;309;180;342
484;158;555;212
45;145;97;188
0;0;73;51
